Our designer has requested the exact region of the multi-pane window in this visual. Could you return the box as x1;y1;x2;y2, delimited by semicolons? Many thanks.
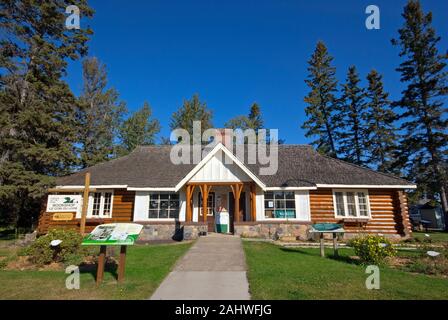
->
198;192;215;216
89;192;113;217
333;190;370;218
148;193;179;219
264;191;296;219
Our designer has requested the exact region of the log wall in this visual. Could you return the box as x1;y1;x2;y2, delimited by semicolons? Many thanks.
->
37;189;135;234
309;189;411;236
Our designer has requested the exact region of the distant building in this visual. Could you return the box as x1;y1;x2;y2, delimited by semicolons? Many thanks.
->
410;200;445;230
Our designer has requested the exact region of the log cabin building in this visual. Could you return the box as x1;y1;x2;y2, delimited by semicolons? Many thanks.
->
38;142;416;240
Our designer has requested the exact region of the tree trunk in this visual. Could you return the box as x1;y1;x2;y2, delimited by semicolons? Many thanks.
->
440;185;448;231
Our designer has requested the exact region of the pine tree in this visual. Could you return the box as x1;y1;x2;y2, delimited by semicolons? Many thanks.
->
170;94;213;142
364;70;398;173
77;57;127;168
225;103;264;130
0;0;94;227
392;0;448;225
118;102;160;154
302;41;339;157
335;66;366;165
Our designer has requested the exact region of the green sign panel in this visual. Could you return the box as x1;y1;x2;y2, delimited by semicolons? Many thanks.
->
82;223;143;246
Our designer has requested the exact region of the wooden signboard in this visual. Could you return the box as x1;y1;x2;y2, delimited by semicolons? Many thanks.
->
82;223;143;285
52;212;74;221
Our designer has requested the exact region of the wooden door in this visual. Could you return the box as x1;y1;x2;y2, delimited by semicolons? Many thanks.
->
199;192;215;232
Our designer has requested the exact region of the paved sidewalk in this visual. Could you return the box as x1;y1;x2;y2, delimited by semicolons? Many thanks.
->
150;233;250;300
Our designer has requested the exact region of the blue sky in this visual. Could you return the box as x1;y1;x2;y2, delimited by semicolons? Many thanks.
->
65;0;448;144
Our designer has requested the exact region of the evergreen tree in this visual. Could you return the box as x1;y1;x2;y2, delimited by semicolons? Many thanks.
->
225;103;264;130
335;66;366;165
0;0;94;227
118;102;160;154
77;57;126;168
364;70;398;173
392;0;448;224
302;41;339;157
170;94;213;142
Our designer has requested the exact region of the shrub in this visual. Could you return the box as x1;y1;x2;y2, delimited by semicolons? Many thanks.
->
349;235;396;265
24;229;85;266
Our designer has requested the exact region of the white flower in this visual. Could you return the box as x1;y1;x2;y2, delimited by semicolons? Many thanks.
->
379;243;388;248
426;251;440;257
50;239;62;247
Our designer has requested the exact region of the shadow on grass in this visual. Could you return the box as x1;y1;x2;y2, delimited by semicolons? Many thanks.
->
279;247;361;265
79;260;119;281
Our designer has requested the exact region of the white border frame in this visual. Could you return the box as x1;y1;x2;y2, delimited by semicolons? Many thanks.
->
332;189;371;219
87;190;114;218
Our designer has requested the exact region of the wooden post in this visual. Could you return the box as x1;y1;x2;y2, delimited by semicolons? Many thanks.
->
201;184;208;223
80;172;90;235
96;245;107;285
333;233;338;257
118;245;127;283
186;185;192;222
230;183;243;223
233;184;241;223
320;233;325;257
250;183;256;221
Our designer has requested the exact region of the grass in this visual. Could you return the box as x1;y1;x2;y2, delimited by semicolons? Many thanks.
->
411;231;448;243
0;242;192;300
243;241;448;300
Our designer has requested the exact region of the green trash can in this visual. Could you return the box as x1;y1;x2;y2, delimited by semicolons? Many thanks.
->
215;211;229;233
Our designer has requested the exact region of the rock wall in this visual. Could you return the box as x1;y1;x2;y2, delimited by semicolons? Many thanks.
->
234;223;311;240
138;222;208;241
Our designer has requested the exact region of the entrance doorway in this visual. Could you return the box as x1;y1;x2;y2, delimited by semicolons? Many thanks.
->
199;192;215;232
229;192;246;232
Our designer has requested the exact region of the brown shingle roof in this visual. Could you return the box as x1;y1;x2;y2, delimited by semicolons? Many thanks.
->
56;144;414;188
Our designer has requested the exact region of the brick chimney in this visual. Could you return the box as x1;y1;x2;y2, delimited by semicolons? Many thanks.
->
215;128;234;149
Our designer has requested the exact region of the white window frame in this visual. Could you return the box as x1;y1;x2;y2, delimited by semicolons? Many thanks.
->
87;190;114;218
332;189;371;219
147;192;180;220
263;191;297;220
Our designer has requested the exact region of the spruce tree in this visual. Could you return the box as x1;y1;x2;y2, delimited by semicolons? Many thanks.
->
364;70;398;173
335;66;366;165
77;57;126;168
392;0;448;224
225;102;267;143
225;103;264;130
119;102;160;154
0;0;94;227
170;94;213;142
302;41;338;157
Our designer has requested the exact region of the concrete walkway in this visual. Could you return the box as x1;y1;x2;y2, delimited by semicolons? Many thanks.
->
150;233;250;300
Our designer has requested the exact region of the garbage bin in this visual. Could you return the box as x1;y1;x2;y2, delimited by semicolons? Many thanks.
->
215;211;229;233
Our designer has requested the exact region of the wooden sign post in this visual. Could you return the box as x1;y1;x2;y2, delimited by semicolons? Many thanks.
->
80;172;90;235
96;245;107;285
118;245;127;283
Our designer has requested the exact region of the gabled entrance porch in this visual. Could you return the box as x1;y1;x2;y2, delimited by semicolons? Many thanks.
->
185;182;257;233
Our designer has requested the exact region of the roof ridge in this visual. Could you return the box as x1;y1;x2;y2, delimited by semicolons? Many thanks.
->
315;151;413;184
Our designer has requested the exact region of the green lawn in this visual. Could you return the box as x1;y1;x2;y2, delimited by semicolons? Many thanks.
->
0;242;191;300
243;241;448;300
412;231;448;243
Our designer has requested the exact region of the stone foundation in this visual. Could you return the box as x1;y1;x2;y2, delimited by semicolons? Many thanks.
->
136;221;405;242
138;222;208;241
234;222;312;240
